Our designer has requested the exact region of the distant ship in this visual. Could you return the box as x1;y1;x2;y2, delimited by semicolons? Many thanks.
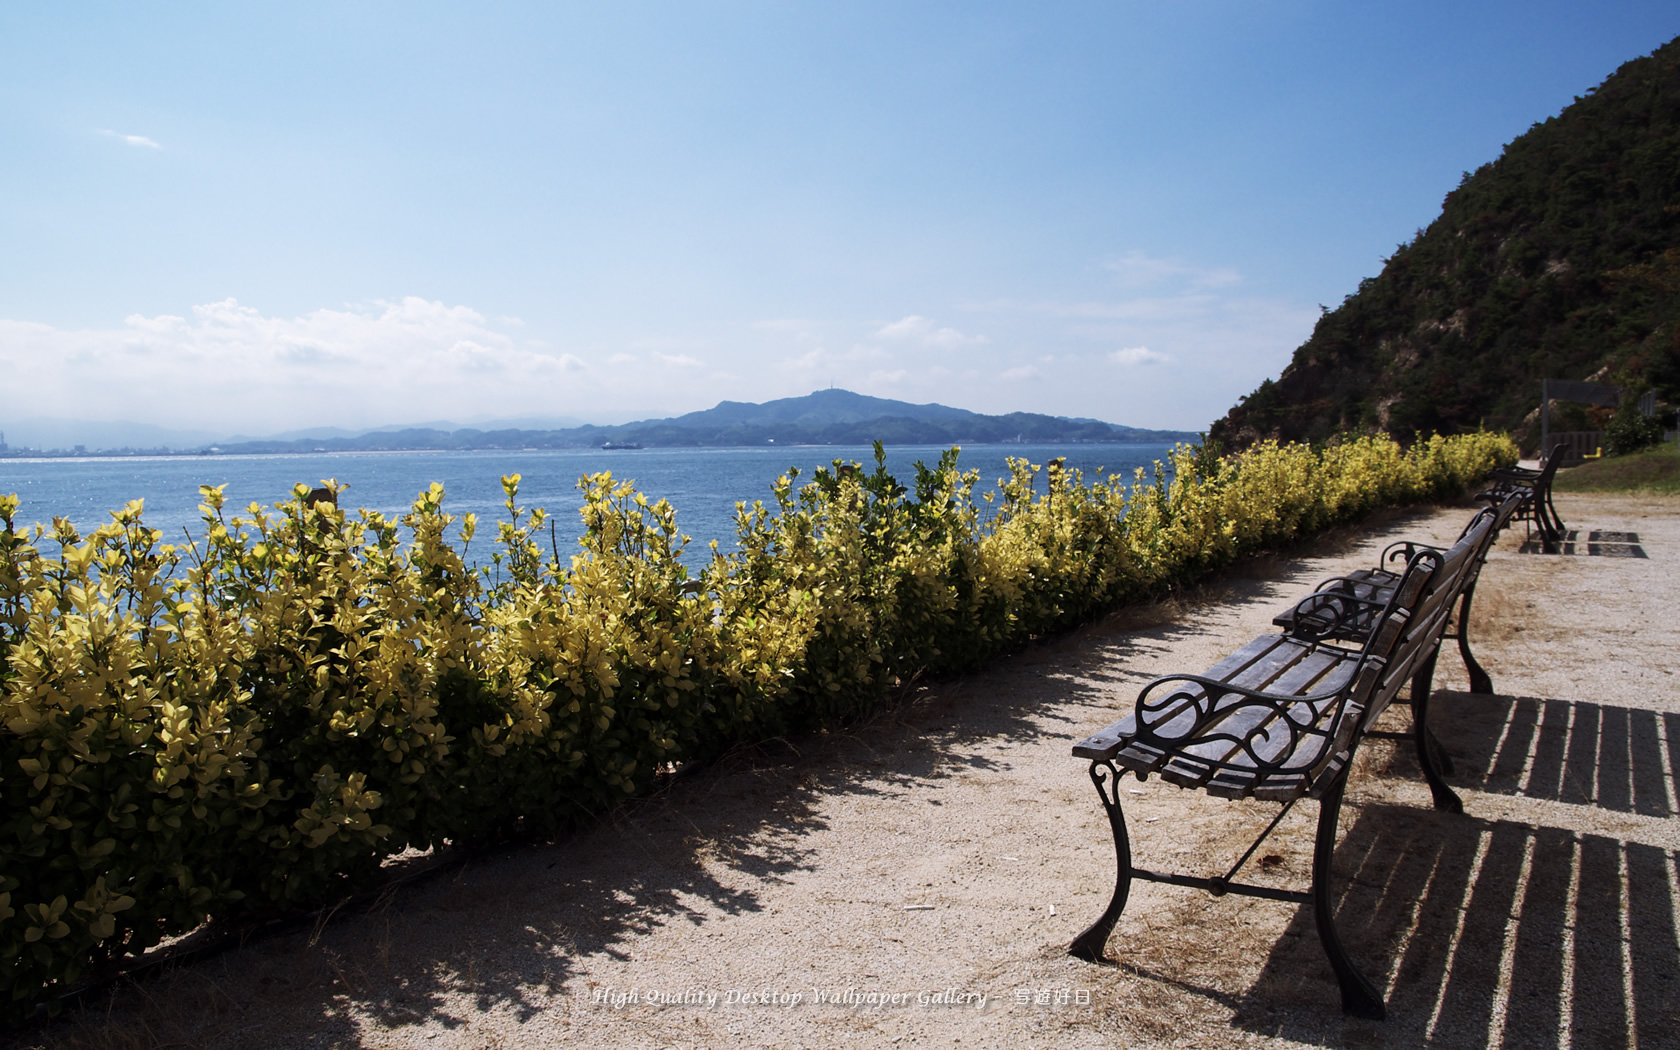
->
600;441;644;450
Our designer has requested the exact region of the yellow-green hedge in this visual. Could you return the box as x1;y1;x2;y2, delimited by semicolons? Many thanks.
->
0;432;1515;1014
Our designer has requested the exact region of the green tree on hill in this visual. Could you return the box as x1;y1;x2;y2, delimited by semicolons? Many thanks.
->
1214;36;1680;452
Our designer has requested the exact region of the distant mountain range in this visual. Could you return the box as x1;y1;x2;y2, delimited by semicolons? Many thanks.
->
2;390;1195;455
212;390;1194;453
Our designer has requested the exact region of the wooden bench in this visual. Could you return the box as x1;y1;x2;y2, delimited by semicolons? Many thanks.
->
1069;509;1500;1019
1269;495;1525;782
1479;442;1567;552
1273;492;1526;697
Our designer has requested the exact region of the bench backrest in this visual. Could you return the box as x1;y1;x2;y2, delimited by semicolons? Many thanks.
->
1350;509;1497;731
1378;490;1523;587
1459;490;1526;589
1465;488;1527;539
1535;443;1568;483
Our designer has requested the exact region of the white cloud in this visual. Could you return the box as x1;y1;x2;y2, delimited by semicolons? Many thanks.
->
99;129;162;149
1104;251;1240;290
123;313;187;333
1000;364;1040;381
0;297;592;431
874;315;987;349
776;344;890;375
1111;346;1169;366
652;352;704;368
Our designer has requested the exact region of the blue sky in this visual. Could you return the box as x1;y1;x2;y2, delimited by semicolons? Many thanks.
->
2;3;1677;437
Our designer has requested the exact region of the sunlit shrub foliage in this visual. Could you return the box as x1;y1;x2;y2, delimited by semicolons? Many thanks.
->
0;431;1514;1014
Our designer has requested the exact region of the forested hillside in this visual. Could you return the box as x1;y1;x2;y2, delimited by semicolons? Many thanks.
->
1212;36;1680;452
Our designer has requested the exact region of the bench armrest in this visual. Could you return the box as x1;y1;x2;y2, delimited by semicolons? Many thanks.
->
1282;589;1391;643
1136;671;1352;720
1477;478;1535;502
1299;535;1452;596
1378;539;1443;568
1119;669;1369;777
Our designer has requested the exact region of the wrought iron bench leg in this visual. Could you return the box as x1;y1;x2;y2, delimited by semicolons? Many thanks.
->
1542;488;1566;547
1070;760;1132;962
1534;489;1566;553
1424;725;1456;778
1312;766;1385;1019
1407;647;1458;778
1410;648;1464;813
1453;582;1494;696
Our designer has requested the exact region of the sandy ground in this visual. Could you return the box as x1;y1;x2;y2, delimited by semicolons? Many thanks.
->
13;492;1680;1050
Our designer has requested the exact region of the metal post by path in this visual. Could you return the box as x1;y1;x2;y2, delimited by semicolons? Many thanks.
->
1540;378;1549;460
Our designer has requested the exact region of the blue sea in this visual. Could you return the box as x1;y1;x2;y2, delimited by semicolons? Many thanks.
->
0;443;1177;564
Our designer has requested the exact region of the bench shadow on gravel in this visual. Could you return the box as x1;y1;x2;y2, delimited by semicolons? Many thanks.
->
33;506;1456;1049
1129;688;1680;1050
1227;802;1679;1049
1432;691;1677;817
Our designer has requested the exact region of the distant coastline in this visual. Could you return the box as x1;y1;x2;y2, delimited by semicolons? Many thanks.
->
1;389;1200;458
0;433;1191;460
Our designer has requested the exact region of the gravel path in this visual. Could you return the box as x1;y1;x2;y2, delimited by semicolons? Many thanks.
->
22;493;1680;1050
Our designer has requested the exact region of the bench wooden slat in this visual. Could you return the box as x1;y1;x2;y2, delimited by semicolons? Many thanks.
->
1111;742;1165;775
1249;772;1310;802
1202;632;1289;679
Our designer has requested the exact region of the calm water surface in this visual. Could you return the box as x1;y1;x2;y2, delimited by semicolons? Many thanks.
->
0;444;1177;563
